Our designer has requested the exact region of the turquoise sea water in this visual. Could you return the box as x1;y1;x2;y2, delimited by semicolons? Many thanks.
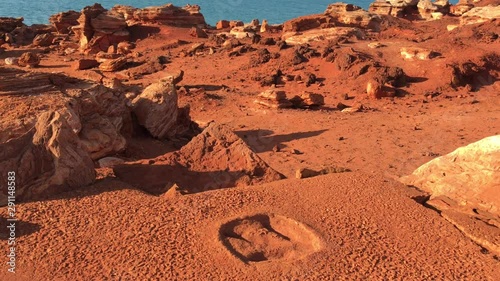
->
0;0;376;26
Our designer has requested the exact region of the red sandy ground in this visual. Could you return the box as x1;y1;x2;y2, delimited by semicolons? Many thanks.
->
1;15;500;280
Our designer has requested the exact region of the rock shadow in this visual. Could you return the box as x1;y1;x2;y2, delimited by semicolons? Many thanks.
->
236;129;328;153
113;163;253;195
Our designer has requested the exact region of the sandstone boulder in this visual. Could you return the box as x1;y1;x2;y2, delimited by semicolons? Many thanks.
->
79;114;126;159
99;56;127;72
130;79;179;139
73;59;99;70
0;111;95;202
32;33;55;46
254;89;293;109
401;135;500;215
290;92;325;107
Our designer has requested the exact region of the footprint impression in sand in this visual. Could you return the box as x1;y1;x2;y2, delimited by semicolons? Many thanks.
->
219;213;323;263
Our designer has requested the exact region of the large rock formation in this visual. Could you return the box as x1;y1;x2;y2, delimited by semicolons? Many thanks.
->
369;0;419;17
49;10;80;34
0;67;131;160
283;3;380;33
401;135;500;214
0;111;95;202
130;4;206;27
72;4;129;54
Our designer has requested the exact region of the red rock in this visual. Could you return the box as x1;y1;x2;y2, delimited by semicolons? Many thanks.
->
189;26;208;38
32;33;55;47
18;52;41;68
132;4;206;27
98;56;127;72
49;11;80;34
216;20;230;29
229;20;244;28
73;59;99;70
0;17;24;33
0;111;95;201
130;79;179;139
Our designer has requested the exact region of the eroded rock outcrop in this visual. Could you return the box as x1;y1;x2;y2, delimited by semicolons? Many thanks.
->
0;67;132;160
0;17;24;33
72;4;129;54
131;4;206;27
0;111;95;202
49;10;80;34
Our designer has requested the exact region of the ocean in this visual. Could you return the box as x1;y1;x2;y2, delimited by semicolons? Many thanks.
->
0;0;376;26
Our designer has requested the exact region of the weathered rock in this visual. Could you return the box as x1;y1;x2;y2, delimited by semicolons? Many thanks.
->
450;0;474;16
460;5;500;26
49;11;80;34
401;135;500;215
189;26;208;38
369;0;419;17
72;4;129;54
132;4;206;27
367;79;383;99
230;20;244;28
130;79;179;139
0;111;95;202
117;41;135;54
32;33;55;46
400;47;435;60
254;89;293;109
95;51;122;62
18;52;41;68
283;27;364;45
216;20;230;29
417;0;450;20
73;59;100;70
325;3;382;31
99;56;127;72
110;5;138;21
283;14;333;33
230;26;256;39
79;114;126;159
260;19;269;33
290;92;325;107
0;17;24;33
